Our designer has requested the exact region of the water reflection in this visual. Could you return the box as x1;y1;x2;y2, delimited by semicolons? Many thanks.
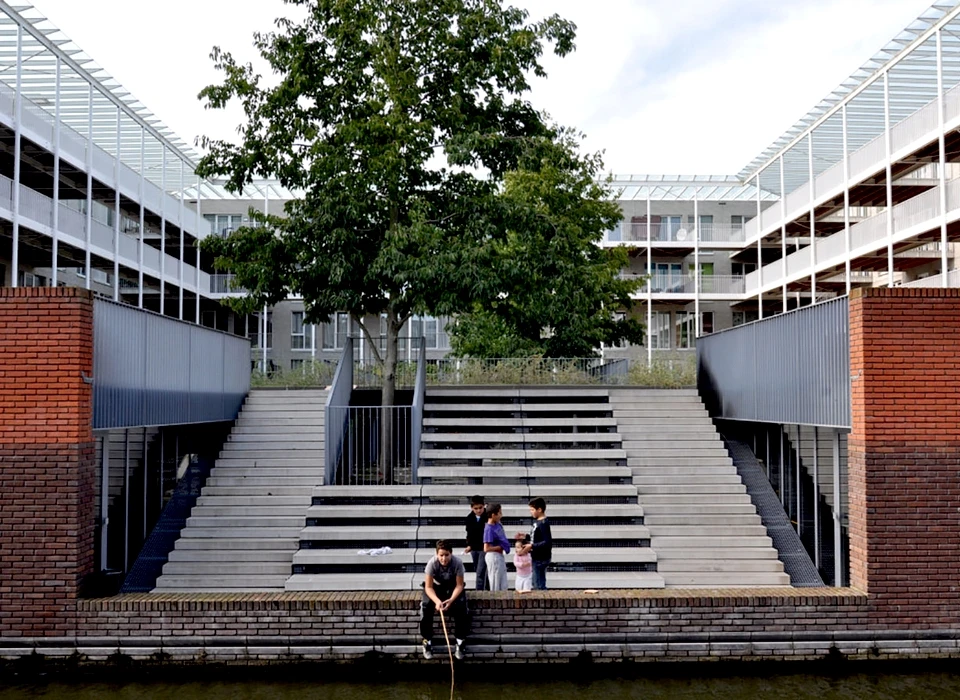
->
3;673;960;700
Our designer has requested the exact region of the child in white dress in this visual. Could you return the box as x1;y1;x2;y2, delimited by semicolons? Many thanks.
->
513;534;533;591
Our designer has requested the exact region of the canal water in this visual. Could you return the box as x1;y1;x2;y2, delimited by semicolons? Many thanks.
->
3;669;960;700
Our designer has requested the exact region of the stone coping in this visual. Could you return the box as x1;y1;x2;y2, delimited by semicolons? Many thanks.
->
78;587;865;610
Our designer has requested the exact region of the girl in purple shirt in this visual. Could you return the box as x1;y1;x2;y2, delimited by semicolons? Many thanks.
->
482;503;511;591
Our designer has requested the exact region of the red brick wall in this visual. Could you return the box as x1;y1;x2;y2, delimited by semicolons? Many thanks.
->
848;287;960;627
0;287;96;635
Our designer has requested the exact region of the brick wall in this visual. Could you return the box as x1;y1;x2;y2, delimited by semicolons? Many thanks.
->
848;287;960;627
0;287;96;635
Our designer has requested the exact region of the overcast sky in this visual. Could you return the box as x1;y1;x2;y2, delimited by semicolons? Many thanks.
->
28;0;935;177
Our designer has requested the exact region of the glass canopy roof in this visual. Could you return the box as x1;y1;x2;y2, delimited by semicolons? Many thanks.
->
739;1;960;196
610;175;777;202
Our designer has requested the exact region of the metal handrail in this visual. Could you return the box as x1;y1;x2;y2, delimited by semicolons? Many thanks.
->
410;339;427;484
325;336;354;486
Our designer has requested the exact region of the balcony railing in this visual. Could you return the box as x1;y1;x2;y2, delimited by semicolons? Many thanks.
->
606;222;748;244
209;273;248;295
622;273;747;295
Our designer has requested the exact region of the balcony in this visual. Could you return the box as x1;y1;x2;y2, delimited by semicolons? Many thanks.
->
605;222;748;245
621;272;746;297
210;273;248;295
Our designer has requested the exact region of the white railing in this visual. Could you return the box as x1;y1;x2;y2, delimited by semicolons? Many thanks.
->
891;100;940;154
848;134;886;180
18;182;52;226
892;185;940;233
118;232;139;261
760;205;780;231
90;218;113;251
900;269;960;288
786;246;810;277
946;82;960;124
698;274;746;294
946;178;960;212
784;180;811;220
816;229;847;263
608;221;748;244
0;173;11;208
817;160;844;196
849;209;887;251
698;223;747;243
210;273;247;294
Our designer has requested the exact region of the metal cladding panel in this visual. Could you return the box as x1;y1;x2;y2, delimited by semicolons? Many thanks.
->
93;299;251;430
697;297;850;429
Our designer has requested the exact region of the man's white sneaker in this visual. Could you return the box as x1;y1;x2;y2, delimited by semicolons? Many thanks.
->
454;642;465;660
421;640;434;660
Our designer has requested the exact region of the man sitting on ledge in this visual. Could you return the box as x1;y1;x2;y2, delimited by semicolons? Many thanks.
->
420;539;470;661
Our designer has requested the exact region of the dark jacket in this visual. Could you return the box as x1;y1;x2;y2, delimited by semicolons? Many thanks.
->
464;510;488;551
531;517;552;562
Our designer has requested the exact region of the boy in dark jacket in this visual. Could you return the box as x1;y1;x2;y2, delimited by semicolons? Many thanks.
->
523;497;552;590
463;494;488;590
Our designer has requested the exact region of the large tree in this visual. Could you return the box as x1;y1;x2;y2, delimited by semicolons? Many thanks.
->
196;0;641;477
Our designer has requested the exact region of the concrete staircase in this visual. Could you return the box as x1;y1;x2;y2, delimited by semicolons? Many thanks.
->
611;389;790;587
286;386;664;591
153;388;327;591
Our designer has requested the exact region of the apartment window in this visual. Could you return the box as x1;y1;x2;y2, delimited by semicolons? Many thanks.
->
676;312;696;349
201;310;217;329
732;311;760;327
291;311;307;350
652;263;682;292
687;215;714;239
203;214;244;237
291;359;304;371
650;311;671;349
701;311;714;335
662;216;683;241
731;262;757;276
249;312;273;350
18;271;47;288
322;312;350;350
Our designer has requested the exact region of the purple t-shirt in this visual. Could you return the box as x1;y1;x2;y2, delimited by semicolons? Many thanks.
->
483;522;511;554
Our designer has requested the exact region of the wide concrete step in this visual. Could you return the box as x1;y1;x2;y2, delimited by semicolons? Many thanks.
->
656;559;784;573
628;457;734;467
422;433;622;444
178;526;304;538
647;524;768;536
428;387;611;398
633;475;743;486
155;576;289;590
233;418;326;427
285;574;416;591
201;486;316;497
629;465;738;475
425;417;617;428
291;547;657;566
190;505;309;517
206;476;323;487
420;484;638;499
640;503;757;515
161;562;291;575
305;503;644;520
621;437;723;447
219;450;325;460
228;434;325;444
196;495;312;507
421;449;627;460
651;536;773;548
185;516;307;528
224;441;325;451
211;468;326;478
418;525;651;540
625;448;728;458
661;573;791;587
643;514;761;526
654;547;779;560
424;403;613;413
640;494;754;505
168;549;295;562
284;571;665;591
637;484;746;495
614;417;712;426
213;458;324;468
173;538;299;551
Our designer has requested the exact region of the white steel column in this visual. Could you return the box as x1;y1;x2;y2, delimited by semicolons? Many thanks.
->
842;105;852;295
99;435;110;571
138;128;145;308
813;426;821;570
84;83;93;287
937;29;949;284
883;73;894;285
645;198;652;367
807;133;816;303
755;175;763;318
160;148;167;315
693;191;701;336
832;431;843;586
311;323;317;360
261;304;268;373
779;157;787;312
51;57;61;287
178;159;185;320
11;22;22;287
195;176;202;324
112;106;120;301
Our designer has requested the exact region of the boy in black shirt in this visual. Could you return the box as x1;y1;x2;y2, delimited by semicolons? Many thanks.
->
462;494;488;590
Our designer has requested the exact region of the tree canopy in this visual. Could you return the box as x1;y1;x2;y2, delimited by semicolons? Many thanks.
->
197;0;642;383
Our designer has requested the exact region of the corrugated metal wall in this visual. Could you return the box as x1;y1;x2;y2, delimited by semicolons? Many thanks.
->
697;297;850;429
93;299;251;429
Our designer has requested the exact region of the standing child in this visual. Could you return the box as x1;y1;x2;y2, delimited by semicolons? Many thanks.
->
524;497;552;590
462;495;488;591
513;533;532;592
482;503;511;591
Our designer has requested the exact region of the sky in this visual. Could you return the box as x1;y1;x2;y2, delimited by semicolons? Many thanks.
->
27;0;937;178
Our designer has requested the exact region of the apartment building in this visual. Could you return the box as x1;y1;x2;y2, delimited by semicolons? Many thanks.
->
1;1;959;371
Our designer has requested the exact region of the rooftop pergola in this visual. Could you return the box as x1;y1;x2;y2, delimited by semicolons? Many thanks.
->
610;175;778;203
740;1;960;196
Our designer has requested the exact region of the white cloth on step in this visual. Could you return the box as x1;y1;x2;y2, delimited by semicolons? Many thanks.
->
357;546;393;556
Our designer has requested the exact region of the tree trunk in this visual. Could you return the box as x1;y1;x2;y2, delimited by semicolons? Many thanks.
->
380;309;398;484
